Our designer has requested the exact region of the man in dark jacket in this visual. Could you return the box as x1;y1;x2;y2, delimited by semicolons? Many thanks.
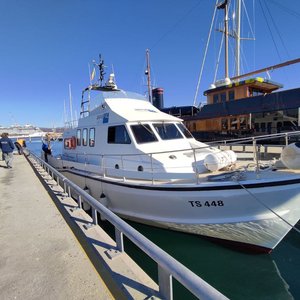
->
0;132;15;168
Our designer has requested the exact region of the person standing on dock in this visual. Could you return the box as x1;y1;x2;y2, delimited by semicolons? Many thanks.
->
0;132;15;168
42;141;52;162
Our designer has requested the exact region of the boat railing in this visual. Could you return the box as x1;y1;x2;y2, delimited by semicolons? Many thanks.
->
59;130;300;184
64;119;78;129
207;130;300;146
28;150;228;300
61;144;215;184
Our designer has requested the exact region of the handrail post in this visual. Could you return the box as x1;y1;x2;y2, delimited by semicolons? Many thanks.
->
115;228;124;252
102;155;106;178
285;133;288;145
150;153;154;185
78;194;82;209
92;207;98;225
253;138;260;178
121;155;125;181
158;265;173;300
192;148;199;184
63;180;67;194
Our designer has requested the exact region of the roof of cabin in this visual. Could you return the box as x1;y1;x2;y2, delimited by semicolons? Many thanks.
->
204;77;283;95
88;90;181;123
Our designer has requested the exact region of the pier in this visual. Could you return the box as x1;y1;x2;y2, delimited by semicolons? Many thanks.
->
0;153;228;300
0;154;114;299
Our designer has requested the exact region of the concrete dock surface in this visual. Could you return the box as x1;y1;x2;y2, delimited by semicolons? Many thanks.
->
0;154;113;299
0;154;160;300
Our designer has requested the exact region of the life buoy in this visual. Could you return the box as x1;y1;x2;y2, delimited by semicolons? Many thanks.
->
64;136;76;149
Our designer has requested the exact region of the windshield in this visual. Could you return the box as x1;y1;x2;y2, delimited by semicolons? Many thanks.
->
153;123;183;140
131;124;158;144
176;123;193;138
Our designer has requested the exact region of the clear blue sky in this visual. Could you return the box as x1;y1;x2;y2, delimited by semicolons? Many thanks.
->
1;0;300;128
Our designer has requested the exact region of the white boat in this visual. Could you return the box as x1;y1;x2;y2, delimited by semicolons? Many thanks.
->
0;124;45;139
45;60;300;253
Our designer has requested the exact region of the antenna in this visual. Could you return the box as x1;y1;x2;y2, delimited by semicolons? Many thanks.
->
145;49;152;103
69;84;74;126
97;54;105;86
63;100;67;126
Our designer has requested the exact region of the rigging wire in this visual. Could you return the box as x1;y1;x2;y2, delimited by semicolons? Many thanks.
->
268;0;300;20
258;0;282;62
237;181;300;235
193;0;219;107
241;0;255;39
213;32;224;83
262;0;290;59
150;1;204;50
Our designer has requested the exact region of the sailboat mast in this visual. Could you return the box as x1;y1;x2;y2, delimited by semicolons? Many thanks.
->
69;84;74;126
235;0;241;77
217;0;230;79
224;1;229;79
145;49;152;103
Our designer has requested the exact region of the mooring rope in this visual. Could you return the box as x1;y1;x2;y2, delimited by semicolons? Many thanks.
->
237;180;300;234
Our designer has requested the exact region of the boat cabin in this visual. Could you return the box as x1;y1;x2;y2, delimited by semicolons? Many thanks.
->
204;77;282;104
181;77;300;140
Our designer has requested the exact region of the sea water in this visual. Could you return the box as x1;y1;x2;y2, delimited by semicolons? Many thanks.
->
26;138;300;300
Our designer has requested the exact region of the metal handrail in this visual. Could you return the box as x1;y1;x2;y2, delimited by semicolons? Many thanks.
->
59;131;300;161
207;130;300;146
56;130;300;186
28;151;228;300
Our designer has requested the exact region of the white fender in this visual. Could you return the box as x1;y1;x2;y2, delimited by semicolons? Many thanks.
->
280;142;300;169
204;150;237;172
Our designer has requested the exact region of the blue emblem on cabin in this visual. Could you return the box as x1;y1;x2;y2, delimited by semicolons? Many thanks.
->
103;113;109;123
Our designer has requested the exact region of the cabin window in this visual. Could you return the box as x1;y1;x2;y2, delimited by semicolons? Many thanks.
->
220;93;226;102
176;123;193;138
221;118;228;130
228;90;235;101
89;128;95;147
64;139;70;149
261;122;266;132
153;123;183;140
277;122;282;133
249;88;264;97
267;122;272;134
82;128;88;146
239;117;247;130
131;124;158;144
230;118;238;130
213;94;219;104
76;129;81;146
108;125;131;144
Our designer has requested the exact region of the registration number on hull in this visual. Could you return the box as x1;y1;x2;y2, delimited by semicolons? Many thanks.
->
188;200;224;207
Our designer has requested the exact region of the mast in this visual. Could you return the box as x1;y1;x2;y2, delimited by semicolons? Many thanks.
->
217;0;229;80
145;49;152;103
68;84;74;126
235;0;241;77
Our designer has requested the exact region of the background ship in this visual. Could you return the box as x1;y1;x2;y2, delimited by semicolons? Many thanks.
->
0;124;45;139
158;0;300;142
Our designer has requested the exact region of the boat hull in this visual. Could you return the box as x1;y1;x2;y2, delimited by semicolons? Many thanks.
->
58;167;300;253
